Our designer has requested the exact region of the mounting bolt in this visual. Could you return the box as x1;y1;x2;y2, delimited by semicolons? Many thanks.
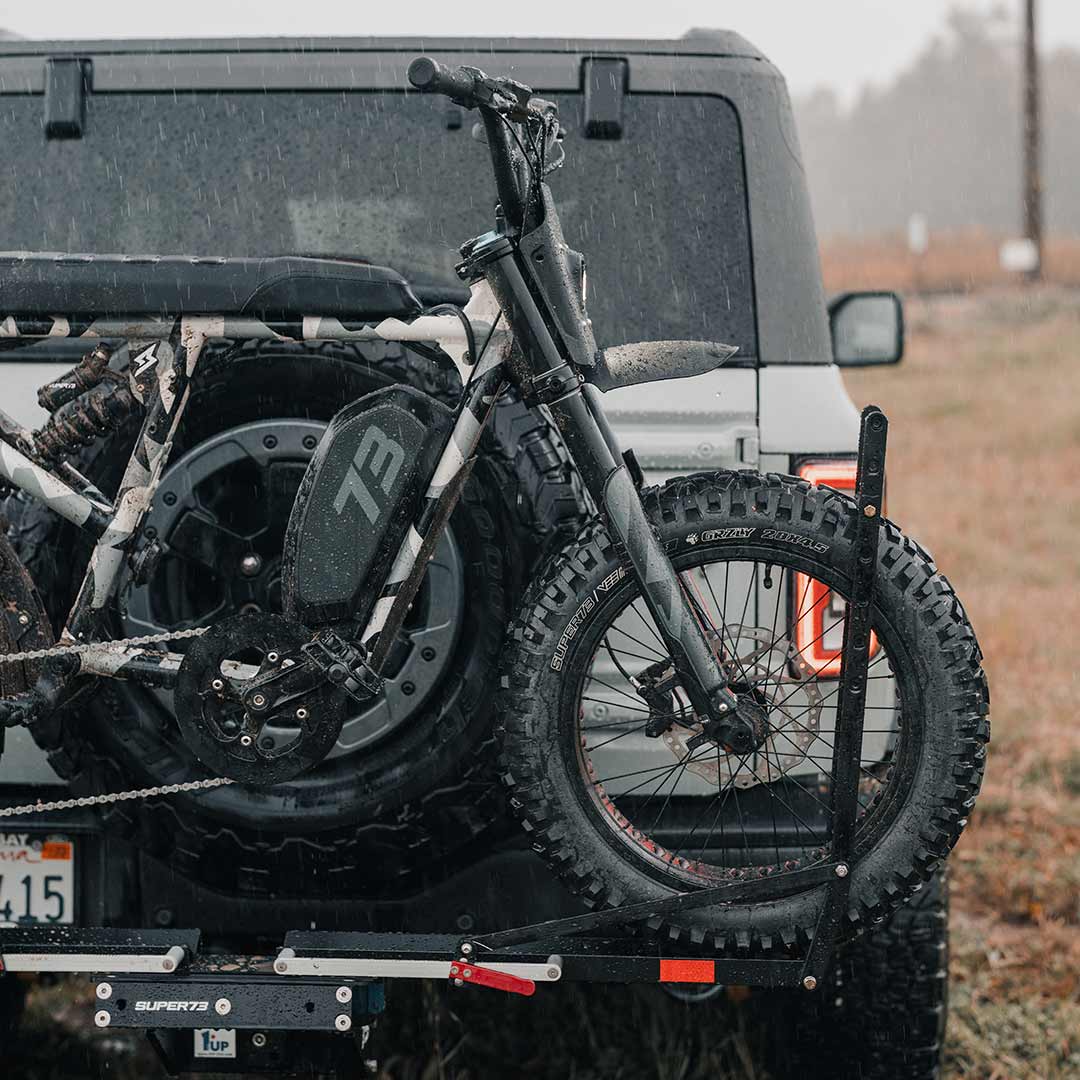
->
211;678;224;692
274;958;289;974
240;553;262;576
252;1032;267;1049
296;707;309;721
335;1014;352;1032
96;982;112;1000
336;986;353;1004
215;997;232;1016
547;966;561;980
717;703;728;712
240;734;254;747
163;491;177;506
18;612;29;625
94;1009;111;1028
460;942;473;956
863;505;877;518
267;652;280;664
835;863;849;878
251;693;267;709
802;975;818;991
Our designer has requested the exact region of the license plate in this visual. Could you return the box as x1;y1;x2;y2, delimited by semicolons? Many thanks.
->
0;832;75;925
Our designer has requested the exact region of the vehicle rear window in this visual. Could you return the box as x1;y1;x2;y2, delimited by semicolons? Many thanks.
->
0;90;756;356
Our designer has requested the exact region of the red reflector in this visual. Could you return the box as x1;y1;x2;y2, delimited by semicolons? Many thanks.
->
795;459;880;676
659;959;715;984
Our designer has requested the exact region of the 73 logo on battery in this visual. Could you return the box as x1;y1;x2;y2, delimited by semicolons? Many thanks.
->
333;426;405;525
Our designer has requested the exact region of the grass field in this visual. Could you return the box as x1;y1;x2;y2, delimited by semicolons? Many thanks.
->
820;230;1080;296
843;286;1080;1079
5;287;1079;1078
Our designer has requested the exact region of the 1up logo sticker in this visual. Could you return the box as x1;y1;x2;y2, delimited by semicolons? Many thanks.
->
333;426;405;525
194;1028;237;1059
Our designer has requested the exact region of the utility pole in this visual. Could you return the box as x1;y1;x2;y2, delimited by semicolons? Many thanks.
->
1022;0;1042;281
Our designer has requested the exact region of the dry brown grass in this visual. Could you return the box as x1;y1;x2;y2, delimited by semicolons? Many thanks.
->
844;286;1080;1079
821;230;1080;295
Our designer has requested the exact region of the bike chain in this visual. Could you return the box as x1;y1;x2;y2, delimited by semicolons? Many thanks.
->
0;624;236;818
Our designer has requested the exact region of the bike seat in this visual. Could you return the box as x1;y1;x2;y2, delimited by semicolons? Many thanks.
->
0;252;421;320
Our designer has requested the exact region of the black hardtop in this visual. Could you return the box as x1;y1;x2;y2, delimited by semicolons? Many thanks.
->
0;33;767;60
0;35;828;365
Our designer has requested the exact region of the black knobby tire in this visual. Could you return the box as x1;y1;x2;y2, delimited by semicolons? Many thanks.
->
772;869;950;1079
499;471;988;952
0;533;53;699
5;339;586;896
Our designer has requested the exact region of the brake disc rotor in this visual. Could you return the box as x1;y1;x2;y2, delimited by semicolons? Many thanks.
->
661;624;823;790
175;612;346;786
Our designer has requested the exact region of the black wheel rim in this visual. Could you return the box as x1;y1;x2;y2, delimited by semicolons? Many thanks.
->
122;418;465;758
569;549;908;888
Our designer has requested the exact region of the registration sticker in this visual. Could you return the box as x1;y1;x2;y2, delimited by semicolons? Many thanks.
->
0;833;75;925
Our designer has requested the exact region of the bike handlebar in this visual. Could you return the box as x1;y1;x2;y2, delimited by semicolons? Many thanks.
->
407;56;480;104
408;56;558;233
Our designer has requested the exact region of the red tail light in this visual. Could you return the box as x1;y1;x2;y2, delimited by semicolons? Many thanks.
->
794;459;880;677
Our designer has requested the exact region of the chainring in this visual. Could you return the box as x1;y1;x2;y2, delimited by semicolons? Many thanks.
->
175;612;345;786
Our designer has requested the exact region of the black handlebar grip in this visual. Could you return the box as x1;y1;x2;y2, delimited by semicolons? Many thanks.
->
407;56;478;103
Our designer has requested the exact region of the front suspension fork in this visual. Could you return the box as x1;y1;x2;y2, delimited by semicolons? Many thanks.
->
478;242;739;724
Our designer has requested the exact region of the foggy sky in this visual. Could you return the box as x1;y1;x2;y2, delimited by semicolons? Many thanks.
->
2;0;1080;102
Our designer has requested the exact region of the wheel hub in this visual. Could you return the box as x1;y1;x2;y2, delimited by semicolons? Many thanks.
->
659;625;823;790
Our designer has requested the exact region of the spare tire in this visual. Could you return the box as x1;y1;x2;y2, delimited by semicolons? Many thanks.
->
6;339;585;897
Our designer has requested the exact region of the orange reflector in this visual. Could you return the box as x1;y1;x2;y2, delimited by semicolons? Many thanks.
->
659;959;715;984
41;841;73;861
795;459;880;676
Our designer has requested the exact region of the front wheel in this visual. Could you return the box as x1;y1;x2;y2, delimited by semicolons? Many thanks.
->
499;471;988;953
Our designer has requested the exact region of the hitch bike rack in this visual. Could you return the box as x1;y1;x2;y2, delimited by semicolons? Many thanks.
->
0;407;889;1068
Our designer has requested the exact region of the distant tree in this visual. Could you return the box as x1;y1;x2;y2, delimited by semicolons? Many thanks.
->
794;5;1080;237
